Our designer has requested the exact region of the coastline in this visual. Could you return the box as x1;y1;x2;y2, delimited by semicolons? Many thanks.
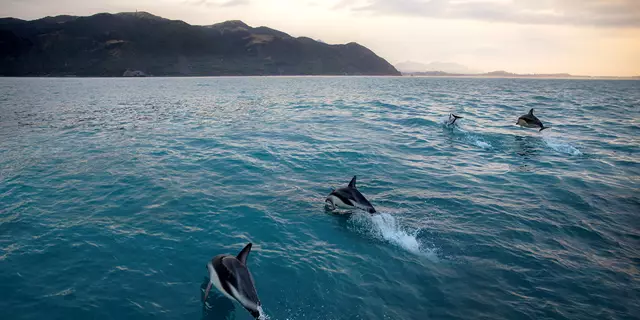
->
1;74;638;80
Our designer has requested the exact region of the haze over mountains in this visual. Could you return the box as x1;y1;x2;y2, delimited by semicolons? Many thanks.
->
0;12;399;76
395;61;639;79
395;61;481;74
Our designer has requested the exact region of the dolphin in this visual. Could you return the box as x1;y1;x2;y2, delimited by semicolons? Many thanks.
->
325;176;376;214
204;243;262;319
447;113;463;125
516;108;548;131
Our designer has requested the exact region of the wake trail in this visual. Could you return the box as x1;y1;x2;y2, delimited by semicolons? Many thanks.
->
542;135;583;156
439;116;493;149
349;212;437;259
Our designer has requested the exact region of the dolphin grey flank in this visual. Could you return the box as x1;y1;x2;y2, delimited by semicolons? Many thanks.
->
325;176;376;214
516;108;548;131
204;243;262;319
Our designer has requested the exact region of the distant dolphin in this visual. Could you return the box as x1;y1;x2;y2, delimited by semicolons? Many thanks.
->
516;108;548;131
325;176;376;214
447;113;463;125
204;243;263;319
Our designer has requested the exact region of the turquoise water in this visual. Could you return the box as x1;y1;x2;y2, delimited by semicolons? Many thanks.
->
1;77;639;320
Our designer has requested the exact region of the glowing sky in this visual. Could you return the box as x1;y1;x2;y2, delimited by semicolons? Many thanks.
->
2;0;639;76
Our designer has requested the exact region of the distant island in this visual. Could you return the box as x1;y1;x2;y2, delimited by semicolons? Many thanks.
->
0;12;400;76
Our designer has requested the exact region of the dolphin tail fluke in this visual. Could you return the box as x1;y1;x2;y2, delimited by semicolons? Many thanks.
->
451;114;462;119
539;126;549;132
237;243;253;265
348;176;357;188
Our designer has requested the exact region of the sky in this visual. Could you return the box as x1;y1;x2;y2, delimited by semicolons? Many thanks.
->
2;0;640;76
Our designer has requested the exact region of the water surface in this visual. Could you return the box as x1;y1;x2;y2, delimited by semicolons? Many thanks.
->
1;77;639;319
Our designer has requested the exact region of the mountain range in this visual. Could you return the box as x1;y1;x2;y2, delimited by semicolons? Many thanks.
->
0;12;400;76
402;70;595;78
396;62;639;79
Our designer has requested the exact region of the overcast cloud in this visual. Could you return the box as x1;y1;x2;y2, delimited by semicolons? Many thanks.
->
334;0;640;27
185;0;250;8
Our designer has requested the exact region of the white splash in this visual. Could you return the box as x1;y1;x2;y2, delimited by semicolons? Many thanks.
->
543;136;582;155
257;306;270;320
440;116;493;149
371;213;422;254
350;213;436;259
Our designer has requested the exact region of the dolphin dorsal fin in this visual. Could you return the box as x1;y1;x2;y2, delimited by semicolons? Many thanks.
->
237;243;252;265
348;176;357;188
528;108;534;115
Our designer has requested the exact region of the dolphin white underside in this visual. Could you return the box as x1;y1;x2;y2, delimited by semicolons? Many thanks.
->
326;194;373;212
207;261;235;301
326;194;352;210
517;119;540;128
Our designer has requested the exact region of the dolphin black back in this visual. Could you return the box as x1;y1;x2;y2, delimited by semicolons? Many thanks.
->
220;257;260;307
350;188;375;212
521;113;543;126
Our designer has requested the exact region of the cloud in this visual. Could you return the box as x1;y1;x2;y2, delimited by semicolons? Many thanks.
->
333;0;640;27
185;0;249;7
220;0;249;7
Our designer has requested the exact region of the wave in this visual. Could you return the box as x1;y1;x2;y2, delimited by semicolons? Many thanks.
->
349;212;436;259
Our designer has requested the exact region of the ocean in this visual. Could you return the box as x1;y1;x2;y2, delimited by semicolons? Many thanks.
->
0;77;638;319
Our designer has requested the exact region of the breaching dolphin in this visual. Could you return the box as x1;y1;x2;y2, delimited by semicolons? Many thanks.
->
516;108;548;131
204;243;263;319
447;113;463;126
325;176;376;214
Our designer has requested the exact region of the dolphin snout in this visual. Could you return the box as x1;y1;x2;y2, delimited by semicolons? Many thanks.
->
325;198;335;210
368;208;376;214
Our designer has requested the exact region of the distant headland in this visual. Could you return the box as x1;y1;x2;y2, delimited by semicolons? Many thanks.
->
0;12;400;77
402;70;639;80
395;61;639;80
